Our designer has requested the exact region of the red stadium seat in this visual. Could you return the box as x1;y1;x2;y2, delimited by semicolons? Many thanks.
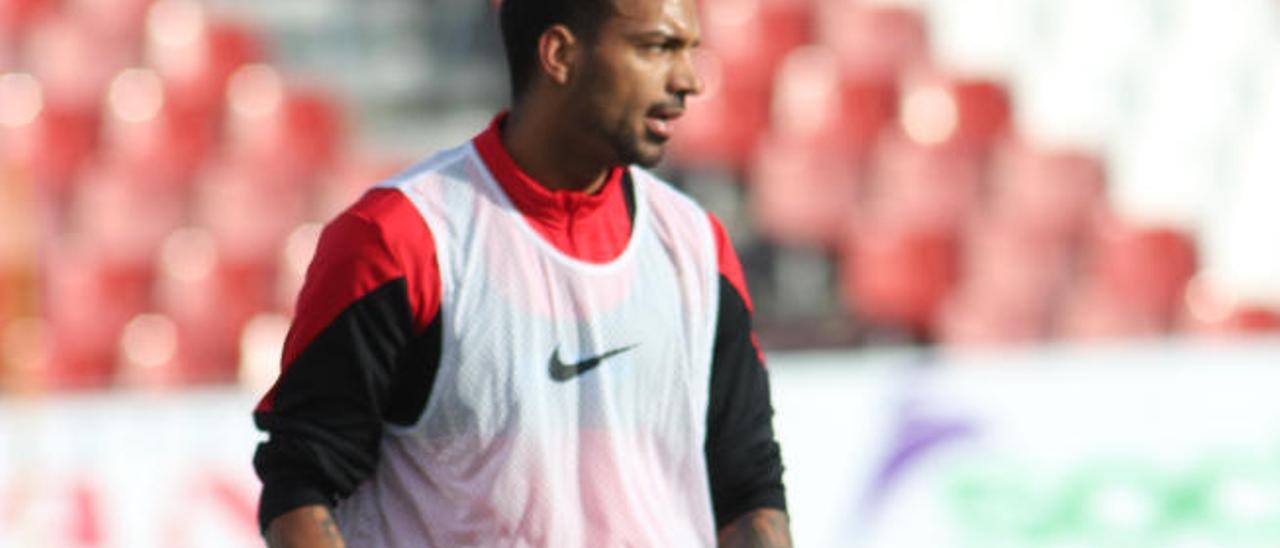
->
115;312;187;388
748;134;867;247
66;0;153;53
815;0;928;80
0;0;52;57
700;0;812;94
669;50;770;169
897;71;1011;151
22;13;126;113
99;67;215;187
224;65;345;187
192;162;308;269
867;130;984;233
768;45;897;152
0;74;99;204
43;240;150;389
936;286;1047;348
65;161;186;274
838;215;959;336
937;215;1067;347
962;214;1068;311
1055;279;1164;341
1179;278;1280;338
1084;215;1198;322
147;1;265;122
153;227;266;384
987;139;1106;242
0;34;14;72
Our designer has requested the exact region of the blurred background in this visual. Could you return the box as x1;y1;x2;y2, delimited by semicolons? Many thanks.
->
2;0;1280;546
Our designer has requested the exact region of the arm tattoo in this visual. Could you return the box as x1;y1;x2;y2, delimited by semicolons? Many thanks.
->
717;509;793;548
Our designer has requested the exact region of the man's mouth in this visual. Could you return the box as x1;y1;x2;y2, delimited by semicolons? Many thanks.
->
645;105;684;140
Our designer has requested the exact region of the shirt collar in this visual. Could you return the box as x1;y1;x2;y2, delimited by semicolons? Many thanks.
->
472;112;625;225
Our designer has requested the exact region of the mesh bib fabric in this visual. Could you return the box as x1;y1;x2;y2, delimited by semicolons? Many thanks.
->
334;144;721;548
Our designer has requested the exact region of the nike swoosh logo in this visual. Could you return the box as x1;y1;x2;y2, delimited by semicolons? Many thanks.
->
548;344;638;382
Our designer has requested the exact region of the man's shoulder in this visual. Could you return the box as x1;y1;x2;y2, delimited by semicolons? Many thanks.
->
339;143;479;227
375;143;476;194
628;165;709;219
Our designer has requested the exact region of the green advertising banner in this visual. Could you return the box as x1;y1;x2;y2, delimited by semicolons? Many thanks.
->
770;340;1280;548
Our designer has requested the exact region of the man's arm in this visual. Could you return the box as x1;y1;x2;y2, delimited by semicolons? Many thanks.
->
254;190;443;536
704;214;790;540
265;505;346;548
718;508;793;548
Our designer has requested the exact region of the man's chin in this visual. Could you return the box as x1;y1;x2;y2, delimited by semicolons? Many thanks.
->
631;136;668;167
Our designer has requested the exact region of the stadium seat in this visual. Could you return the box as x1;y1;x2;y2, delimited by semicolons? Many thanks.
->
669;50;770;169
43;240;150;389
65;161;186;275
115;312;187;388
897;71;1011;151
0;73;98;204
99;67;215;188
748;134;867;248
768;45;897;152
147;0;265;122
987;139;1106;242
0;35;13;72
0;0;52;58
815;0;928;80
1055;279;1164;341
191;162;308;269
937;214;1067;347
1179;277;1280;337
838;215;959;337
22;13;126;113
964;214;1067;310
66;0;153;51
700;0;812;94
1084;216;1198;322
867;130;984;233
935;286;1047;348
224;65;345;187
153;227;266;385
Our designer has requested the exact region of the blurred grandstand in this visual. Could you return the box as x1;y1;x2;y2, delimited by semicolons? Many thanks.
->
2;0;1280;396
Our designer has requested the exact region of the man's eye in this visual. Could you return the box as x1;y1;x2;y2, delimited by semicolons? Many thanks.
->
643;41;678;54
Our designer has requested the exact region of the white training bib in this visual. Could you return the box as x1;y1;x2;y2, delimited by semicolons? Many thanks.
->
334;143;721;548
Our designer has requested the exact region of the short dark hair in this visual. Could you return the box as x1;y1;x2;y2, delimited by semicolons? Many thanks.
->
499;0;616;101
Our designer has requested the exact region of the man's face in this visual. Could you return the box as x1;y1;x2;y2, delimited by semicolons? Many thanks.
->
571;0;703;167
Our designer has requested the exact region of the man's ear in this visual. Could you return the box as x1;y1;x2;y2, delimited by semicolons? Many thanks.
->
538;24;578;86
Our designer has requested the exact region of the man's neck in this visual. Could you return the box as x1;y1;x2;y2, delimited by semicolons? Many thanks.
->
501;105;612;195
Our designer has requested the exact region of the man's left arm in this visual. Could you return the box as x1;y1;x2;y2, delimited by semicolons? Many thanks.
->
705;214;791;548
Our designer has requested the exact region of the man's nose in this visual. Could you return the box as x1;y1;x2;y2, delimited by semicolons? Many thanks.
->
670;49;704;99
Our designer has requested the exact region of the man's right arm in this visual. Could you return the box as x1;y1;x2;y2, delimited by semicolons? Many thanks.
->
265;505;346;548
254;189;443;538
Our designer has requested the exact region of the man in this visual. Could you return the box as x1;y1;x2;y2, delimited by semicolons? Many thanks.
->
253;0;790;545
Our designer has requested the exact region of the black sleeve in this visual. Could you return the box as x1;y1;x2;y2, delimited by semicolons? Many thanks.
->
704;275;788;529
253;284;443;533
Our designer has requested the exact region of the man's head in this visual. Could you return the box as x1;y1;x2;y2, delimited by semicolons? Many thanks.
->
499;0;703;167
